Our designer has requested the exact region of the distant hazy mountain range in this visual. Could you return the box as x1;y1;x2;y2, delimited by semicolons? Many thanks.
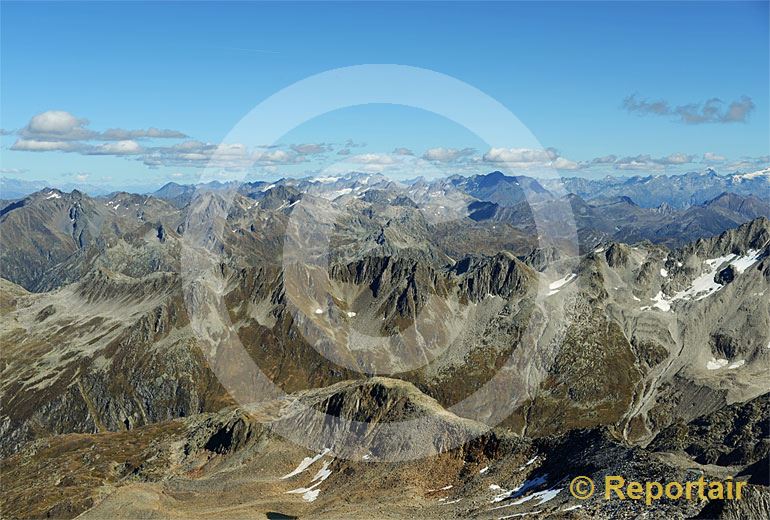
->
3;166;768;206
544;167;770;208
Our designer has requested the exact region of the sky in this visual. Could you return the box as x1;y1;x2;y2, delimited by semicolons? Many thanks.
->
1;1;768;191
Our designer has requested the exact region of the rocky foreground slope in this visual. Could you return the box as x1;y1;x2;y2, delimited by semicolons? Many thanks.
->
2;379;768;519
1;180;769;518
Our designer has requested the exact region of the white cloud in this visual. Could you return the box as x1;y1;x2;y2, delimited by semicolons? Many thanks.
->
256;149;303;164
703;152;726;162
590;155;618;165
481;147;579;170
87;140;144;155
552;157;579;170
615;159;663;171
656;153;693;165
623;93;755;124
11;139;79;152
100;127;187;140
7;109;748;178
21;110;93;140
614;155;666;171
352;153;397;165
16;110;187;142
724;155;770;172
482;147;553;164
141;141;306;169
578;152;698;171
422;147;474;163
291;143;326;154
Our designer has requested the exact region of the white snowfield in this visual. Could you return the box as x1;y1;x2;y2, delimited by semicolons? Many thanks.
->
45;192;61;199
283;449;334;503
490;474;547;503
706;357;745;371
487;472;562;517
642;250;764;312
281;448;331;479
546;274;576;296
706;357;729;370
321;188;353;200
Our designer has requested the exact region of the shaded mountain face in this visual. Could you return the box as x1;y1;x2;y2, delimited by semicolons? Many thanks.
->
467;190;770;251
0;189;184;291
449;171;554;207
1;174;769;519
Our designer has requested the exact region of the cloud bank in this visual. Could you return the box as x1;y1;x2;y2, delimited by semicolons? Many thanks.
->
623;94;755;124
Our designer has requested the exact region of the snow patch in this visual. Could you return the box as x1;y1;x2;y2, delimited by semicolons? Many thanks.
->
642;250;763;313
515;456;538;471
499;510;542;519
706;358;729;370
286;486;321;502
491;474;548;503
732;250;762;273
311;461;332;483
509;488;561;506
641;291;670;312
322;188;353;200
281;448;330;479
45;192;61;199
479;466;490;474
547;274;576;296
284;452;333;503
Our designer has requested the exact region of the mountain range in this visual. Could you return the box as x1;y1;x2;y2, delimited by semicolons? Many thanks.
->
1;167;769;519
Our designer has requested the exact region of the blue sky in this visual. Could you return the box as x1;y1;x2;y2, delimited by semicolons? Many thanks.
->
1;1;768;190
